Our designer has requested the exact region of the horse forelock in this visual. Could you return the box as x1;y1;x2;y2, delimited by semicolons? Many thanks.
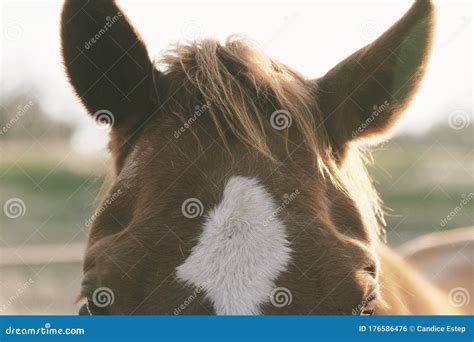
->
153;36;385;239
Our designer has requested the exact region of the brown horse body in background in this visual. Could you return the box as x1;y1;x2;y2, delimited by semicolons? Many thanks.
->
61;0;471;315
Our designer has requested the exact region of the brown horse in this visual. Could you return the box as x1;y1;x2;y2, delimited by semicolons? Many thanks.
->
61;0;467;315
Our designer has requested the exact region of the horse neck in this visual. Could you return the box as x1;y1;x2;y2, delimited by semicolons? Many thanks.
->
376;243;464;315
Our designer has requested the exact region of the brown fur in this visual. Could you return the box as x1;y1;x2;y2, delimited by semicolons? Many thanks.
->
61;0;465;315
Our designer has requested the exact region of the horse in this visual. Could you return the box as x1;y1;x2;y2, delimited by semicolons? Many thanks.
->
60;0;470;315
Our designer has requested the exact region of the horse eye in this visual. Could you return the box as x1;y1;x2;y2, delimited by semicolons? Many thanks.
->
364;264;377;278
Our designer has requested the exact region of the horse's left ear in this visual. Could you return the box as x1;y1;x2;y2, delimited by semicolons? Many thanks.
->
317;0;435;150
61;0;160;127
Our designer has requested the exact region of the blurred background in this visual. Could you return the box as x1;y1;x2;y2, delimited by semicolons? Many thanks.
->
1;0;472;314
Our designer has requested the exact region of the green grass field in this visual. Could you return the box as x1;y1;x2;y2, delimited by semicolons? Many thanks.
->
1;162;103;247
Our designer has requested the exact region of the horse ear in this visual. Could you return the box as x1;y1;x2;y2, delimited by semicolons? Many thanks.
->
61;0;159;126
317;0;435;150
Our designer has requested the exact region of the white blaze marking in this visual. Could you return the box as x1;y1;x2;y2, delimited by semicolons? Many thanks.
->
176;176;291;315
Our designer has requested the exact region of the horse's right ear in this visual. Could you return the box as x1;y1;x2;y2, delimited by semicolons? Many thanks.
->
61;0;160;126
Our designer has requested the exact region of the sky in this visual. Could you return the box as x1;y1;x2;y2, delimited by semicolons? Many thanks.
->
1;0;472;154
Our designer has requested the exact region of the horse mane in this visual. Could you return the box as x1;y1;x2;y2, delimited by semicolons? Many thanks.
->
157;36;385;239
